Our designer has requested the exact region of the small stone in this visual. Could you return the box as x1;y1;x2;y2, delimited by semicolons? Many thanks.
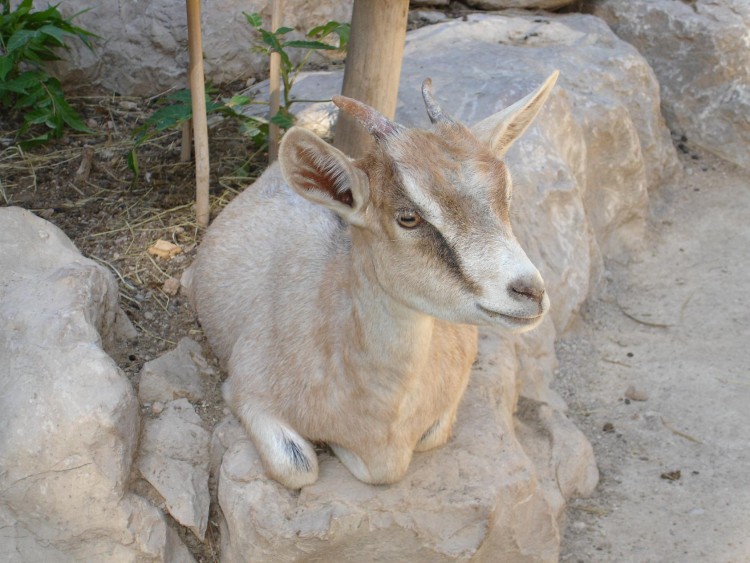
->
660;469;681;481
147;239;182;260
162;277;181;296
151;401;165;415
625;385;649;402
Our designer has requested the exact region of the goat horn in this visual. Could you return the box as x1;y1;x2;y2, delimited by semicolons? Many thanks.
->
332;96;404;141
421;78;454;125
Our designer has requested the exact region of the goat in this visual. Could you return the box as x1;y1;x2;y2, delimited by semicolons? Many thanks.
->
191;72;558;488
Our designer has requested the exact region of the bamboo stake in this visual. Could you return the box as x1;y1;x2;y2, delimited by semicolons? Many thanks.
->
268;0;284;163
180;120;192;162
333;0;409;158
186;0;210;228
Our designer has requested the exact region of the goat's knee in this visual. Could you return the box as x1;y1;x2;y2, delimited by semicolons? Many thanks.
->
414;410;457;452
235;403;318;489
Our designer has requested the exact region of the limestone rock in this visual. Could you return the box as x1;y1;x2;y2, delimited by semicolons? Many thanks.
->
138;399;211;540
464;0;577;9
49;0;353;96
0;207;193;562
139;336;211;403
218;333;562;562
592;0;750;169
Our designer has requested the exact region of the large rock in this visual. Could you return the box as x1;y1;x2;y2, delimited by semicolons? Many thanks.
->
48;0;353;96
217;332;579;563
0;207;194;562
463;0;577;9
138;337;211;404
212;12;679;562
591;0;750;170
137;399;211;541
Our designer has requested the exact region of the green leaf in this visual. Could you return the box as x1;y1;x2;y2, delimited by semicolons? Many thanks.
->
145;104;193;131
244;12;262;29
308;21;349;49
37;24;66;46
3;70;44;94
270;111;295;129
165;88;192;103
283;39;337;51
56;96;92;133
7;29;36;53
23;107;51;125
275;26;294;36
227;94;252;107
0;56;13;81
127;149;139;176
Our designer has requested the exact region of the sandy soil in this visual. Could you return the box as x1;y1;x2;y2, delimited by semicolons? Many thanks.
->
556;150;750;563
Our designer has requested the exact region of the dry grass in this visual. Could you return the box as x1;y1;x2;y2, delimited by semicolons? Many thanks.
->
1;92;266;345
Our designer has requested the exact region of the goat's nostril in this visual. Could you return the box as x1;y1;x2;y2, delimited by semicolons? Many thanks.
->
510;280;545;303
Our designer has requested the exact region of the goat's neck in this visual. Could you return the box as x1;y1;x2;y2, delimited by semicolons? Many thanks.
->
342;233;435;384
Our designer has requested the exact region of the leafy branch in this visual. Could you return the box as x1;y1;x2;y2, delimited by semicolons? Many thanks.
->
0;0;98;146
245;12;349;130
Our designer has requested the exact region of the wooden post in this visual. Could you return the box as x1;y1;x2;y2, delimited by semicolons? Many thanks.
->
333;0;409;158
268;0;284;163
186;0;210;228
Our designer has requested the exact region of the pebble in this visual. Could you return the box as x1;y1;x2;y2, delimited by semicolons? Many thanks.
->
162;277;181;297
151;401;165;415
625;385;649;401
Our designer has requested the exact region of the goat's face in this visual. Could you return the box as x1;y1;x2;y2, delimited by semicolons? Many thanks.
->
279;73;558;332
357;123;548;331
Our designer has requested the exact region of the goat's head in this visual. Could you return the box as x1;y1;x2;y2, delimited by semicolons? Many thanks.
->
279;72;559;332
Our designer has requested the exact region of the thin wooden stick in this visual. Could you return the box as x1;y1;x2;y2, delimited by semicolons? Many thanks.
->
268;0;284;163
334;0;409;158
186;0;210;227
181;120;192;162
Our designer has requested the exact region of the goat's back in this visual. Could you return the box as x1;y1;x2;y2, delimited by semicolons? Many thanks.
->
192;163;346;366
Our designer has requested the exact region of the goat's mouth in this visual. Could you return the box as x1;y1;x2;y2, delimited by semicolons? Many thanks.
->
476;304;544;328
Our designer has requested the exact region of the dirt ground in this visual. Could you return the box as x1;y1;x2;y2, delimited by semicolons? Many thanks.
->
557;150;750;563
2;92;749;561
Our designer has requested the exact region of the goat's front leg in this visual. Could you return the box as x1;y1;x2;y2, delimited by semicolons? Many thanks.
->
234;402;319;489
330;443;413;485
414;404;460;452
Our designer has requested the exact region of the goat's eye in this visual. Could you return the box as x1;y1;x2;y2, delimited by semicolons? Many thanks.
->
397;211;422;229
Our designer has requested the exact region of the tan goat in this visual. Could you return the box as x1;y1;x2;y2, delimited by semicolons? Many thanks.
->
192;72;558;488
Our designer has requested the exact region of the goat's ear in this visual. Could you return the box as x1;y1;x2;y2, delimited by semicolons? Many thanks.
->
472;70;559;158
279;127;369;225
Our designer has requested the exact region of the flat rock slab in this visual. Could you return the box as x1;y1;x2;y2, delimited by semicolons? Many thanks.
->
138;399;212;540
0;207;193;562
139;336;211;403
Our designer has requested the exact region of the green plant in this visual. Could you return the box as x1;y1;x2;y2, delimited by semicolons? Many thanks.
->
130;15;349;177
245;12;349;131
0;0;97;146
128;86;268;177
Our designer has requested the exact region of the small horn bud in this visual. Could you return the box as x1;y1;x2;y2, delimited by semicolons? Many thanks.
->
332;96;404;141
421;78;454;125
